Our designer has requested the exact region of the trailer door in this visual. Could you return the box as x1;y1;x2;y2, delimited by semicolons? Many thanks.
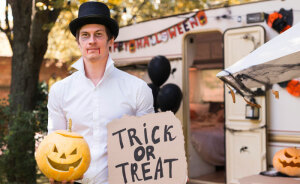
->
223;26;266;184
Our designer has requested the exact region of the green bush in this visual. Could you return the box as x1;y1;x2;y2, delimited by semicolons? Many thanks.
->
0;82;48;184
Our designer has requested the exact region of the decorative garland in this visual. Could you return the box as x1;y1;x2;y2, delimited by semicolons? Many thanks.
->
286;79;300;97
111;11;207;53
266;8;300;97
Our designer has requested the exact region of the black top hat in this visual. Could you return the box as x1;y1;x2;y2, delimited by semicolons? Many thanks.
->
69;2;119;39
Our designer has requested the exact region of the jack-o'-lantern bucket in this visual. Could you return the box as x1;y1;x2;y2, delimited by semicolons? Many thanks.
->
273;147;300;176
35;120;90;181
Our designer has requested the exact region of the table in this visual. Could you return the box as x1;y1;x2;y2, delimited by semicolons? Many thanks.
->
239;174;300;184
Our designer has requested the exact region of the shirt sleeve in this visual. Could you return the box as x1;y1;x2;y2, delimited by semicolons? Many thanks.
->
47;82;67;133
136;82;155;116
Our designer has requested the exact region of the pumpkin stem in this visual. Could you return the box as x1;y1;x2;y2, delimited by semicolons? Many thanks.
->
68;119;72;132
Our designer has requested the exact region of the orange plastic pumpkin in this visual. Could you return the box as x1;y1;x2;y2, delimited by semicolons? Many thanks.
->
273;147;300;176
35;129;91;181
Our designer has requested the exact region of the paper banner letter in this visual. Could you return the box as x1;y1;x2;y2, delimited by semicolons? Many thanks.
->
189;17;198;29
176;23;184;34
143;36;150;48
168;27;177;39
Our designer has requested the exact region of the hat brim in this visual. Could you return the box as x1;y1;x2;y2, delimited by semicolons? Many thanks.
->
69;15;119;39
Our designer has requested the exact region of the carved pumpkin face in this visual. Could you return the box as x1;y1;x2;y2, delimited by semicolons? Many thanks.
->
273;147;300;176
35;130;91;181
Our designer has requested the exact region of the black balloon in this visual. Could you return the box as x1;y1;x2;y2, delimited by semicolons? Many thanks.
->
147;83;160;113
148;55;171;87
157;83;182;114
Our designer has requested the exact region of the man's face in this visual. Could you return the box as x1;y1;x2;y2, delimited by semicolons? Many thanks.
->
78;24;113;62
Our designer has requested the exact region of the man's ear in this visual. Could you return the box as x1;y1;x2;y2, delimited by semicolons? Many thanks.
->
77;39;81;49
108;38;114;47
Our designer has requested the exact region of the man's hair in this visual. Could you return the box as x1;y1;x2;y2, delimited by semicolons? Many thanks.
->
75;24;114;42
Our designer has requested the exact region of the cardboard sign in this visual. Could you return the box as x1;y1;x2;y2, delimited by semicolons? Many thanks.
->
107;111;187;184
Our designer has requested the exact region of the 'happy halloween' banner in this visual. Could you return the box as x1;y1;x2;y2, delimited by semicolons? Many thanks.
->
111;11;207;54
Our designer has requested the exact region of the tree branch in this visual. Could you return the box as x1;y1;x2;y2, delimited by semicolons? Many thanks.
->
128;0;148;24
4;0;13;47
5;0;11;33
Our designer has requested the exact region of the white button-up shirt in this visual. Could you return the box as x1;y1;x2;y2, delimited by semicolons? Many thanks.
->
47;56;154;184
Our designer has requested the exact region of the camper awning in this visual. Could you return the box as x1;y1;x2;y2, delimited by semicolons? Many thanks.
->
217;22;300;97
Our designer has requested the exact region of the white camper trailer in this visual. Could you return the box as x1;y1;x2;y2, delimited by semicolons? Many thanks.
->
111;0;300;183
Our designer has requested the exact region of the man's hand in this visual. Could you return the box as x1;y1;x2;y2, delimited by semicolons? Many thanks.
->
49;178;74;184
49;176;83;184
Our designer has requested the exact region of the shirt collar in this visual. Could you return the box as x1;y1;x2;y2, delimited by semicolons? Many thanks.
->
71;55;115;77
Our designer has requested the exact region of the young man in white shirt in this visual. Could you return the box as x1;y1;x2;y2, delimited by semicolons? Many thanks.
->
47;2;154;184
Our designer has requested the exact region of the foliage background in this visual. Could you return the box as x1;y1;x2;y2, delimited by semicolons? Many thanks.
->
44;0;263;65
0;82;48;183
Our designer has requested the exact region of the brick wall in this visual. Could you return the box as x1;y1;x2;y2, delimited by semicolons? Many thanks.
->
0;56;69;100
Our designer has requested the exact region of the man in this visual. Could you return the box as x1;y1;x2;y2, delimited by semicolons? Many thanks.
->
47;2;154;184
